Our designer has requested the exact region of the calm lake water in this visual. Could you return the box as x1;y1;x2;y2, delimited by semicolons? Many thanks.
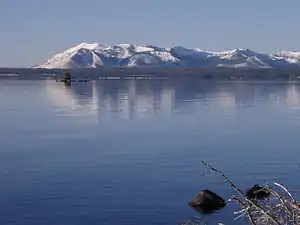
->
1;80;300;225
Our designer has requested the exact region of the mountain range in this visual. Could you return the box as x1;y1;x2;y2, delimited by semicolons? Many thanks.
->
35;43;300;69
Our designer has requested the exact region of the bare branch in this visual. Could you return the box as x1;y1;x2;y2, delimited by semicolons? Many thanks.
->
202;161;282;225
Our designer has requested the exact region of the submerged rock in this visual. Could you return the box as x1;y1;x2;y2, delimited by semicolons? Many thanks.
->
246;184;270;200
188;190;226;214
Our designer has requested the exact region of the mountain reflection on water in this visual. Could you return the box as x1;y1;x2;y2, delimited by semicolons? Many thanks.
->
45;80;300;121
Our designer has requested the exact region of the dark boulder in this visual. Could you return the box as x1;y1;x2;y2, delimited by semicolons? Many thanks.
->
246;184;270;200
188;189;226;214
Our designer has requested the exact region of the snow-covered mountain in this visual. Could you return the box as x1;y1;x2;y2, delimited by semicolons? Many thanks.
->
36;43;300;69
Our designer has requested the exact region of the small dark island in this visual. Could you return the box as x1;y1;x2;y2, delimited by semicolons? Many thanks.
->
62;72;71;84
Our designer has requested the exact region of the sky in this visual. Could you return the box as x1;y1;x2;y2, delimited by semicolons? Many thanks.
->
1;0;300;67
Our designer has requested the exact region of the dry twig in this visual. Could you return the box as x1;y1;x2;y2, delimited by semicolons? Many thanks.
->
201;161;300;225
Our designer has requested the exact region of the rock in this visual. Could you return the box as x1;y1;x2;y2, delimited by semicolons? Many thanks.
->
246;184;270;200
188;189;226;214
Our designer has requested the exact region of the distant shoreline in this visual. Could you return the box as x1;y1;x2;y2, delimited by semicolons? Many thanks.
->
1;67;300;80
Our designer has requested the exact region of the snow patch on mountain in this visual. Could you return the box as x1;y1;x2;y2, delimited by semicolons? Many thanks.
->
273;51;300;64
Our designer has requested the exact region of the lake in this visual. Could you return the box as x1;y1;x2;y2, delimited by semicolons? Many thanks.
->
1;79;300;225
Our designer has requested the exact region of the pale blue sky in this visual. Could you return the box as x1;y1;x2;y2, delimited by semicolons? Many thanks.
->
1;0;300;67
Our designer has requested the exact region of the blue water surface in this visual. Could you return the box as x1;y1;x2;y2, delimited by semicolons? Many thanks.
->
1;80;300;225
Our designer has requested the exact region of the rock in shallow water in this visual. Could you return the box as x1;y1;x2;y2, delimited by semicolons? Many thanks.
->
246;184;270;200
188;190;226;214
